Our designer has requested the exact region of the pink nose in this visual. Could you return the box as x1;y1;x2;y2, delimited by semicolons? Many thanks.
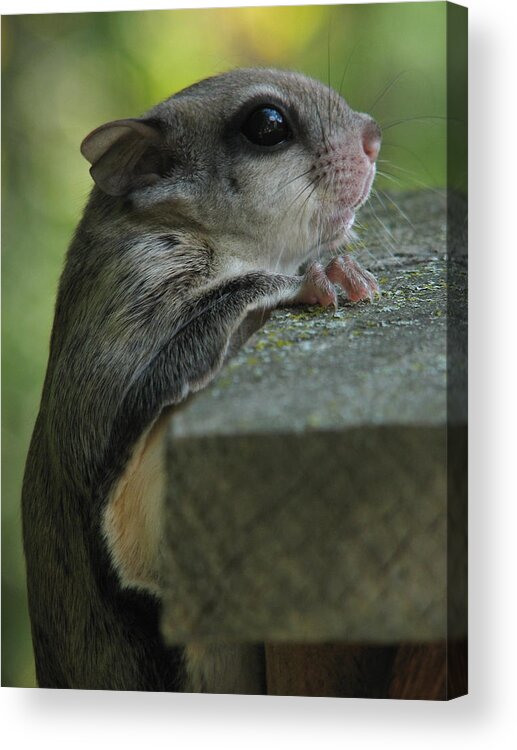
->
362;121;382;163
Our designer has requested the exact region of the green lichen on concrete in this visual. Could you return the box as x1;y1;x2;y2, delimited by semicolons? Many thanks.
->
172;191;466;437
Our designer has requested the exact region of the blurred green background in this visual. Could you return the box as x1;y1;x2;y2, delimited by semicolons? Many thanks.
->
2;3;448;688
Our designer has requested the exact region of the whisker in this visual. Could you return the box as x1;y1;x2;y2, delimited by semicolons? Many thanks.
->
375;188;416;230
370;193;406;264
286;178;318;215
302;178;329;264
363;196;402;263
311;91;331;152
366;197;396;241
272;173;323;272
338;42;359;100
274;177;322;274
349;217;390;269
295;180;321;227
368;70;408;114
376;169;403;184
272;167;314;196
327;24;333;137
377;166;445;198
313;200;324;266
380;115;449;131
380;141;439;182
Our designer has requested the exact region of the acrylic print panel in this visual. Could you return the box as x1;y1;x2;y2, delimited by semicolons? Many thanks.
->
2;2;467;698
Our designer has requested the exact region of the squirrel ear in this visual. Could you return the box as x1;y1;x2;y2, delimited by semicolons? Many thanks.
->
80;118;167;196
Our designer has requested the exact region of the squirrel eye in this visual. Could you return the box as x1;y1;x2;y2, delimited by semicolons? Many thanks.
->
241;106;292;147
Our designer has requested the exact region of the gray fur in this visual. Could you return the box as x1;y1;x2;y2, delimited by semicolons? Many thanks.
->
22;68;380;691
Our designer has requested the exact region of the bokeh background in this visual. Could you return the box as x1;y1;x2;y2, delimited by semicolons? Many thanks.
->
2;2;450;687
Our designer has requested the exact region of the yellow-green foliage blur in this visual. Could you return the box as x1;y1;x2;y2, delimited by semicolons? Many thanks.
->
2;3;450;687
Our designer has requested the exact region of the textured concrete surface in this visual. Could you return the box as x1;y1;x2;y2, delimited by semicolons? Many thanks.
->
160;190;467;645
172;261;448;437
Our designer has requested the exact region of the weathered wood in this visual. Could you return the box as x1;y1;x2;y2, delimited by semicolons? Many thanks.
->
159;191;467;697
264;639;467;700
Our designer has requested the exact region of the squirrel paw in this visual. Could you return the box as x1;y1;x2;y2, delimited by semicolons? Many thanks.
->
296;261;338;308
325;255;379;303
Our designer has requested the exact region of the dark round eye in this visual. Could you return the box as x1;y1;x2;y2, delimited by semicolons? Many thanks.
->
241;106;292;147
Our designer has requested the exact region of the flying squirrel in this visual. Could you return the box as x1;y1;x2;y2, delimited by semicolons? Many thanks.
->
22;68;381;692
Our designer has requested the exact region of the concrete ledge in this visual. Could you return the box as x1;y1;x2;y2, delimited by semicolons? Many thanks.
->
162;427;447;644
160;191;467;645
